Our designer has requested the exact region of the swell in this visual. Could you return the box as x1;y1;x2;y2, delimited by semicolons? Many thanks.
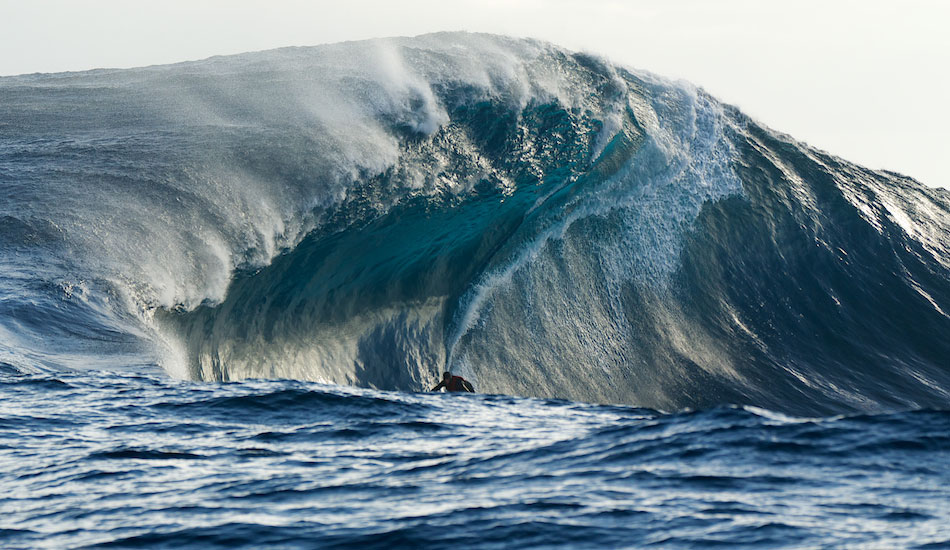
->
5;367;950;549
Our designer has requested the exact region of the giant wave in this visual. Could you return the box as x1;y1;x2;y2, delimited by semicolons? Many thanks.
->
1;32;948;415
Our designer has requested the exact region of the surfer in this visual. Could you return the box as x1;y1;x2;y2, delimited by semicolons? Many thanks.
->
430;371;475;393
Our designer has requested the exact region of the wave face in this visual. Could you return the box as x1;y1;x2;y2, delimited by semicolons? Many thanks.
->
1;33;948;415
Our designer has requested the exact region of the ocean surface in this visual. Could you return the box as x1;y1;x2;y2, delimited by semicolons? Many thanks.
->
3;369;950;549
1;33;949;548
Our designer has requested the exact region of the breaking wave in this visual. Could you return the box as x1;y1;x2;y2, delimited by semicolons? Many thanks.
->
1;32;948;415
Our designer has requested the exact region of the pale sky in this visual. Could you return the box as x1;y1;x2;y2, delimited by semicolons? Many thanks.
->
2;0;947;188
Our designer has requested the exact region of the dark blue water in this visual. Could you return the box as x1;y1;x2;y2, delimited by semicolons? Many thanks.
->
3;368;950;549
2;33;949;548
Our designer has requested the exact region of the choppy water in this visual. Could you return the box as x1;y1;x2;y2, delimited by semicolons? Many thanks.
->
3;368;950;549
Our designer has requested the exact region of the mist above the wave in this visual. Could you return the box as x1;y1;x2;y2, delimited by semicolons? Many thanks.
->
2;1;945;187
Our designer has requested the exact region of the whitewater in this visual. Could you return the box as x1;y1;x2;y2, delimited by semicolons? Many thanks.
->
1;33;949;548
